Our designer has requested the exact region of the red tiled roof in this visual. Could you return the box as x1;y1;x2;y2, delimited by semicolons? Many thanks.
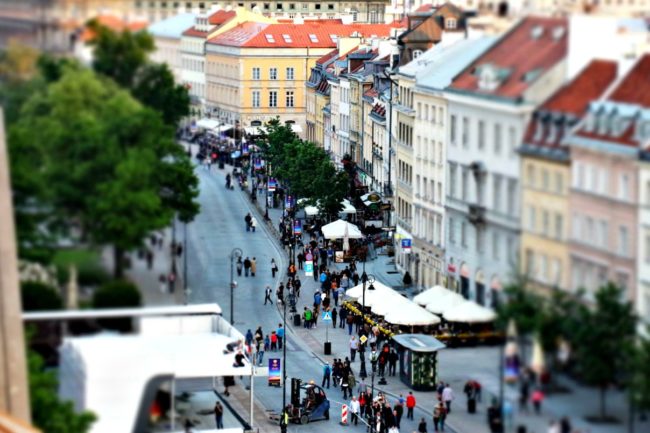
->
523;59;618;149
364;88;379;99
317;49;339;65
450;16;568;99
209;10;236;25
415;4;435;12
608;54;650;107
182;26;209;37
542;60;618;116
209;22;393;48
80;14;148;41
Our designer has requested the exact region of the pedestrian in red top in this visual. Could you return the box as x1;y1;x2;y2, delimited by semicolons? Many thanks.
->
406;391;416;420
270;331;278;351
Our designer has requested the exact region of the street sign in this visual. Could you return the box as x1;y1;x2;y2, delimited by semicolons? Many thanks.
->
359;335;368;345
322;311;332;322
401;238;412;254
304;260;314;277
268;178;277;192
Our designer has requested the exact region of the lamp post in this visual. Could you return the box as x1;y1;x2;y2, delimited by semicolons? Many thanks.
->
360;267;375;383
183;220;189;304
229;247;243;325
281;288;288;429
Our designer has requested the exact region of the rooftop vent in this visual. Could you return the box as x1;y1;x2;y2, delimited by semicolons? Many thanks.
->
530;25;544;40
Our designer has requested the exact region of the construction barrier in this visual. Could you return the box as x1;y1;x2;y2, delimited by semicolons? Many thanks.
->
340;404;348;426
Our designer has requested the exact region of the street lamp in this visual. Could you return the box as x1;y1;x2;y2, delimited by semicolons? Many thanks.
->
281;287;288;431
229;248;243;325
360;268;375;383
183;220;189;304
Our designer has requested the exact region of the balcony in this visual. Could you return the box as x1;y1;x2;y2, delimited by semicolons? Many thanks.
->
468;204;487;226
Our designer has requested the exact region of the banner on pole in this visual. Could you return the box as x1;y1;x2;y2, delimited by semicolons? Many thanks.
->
268;358;281;386
285;194;294;209
293;220;302;235
268;178;277;192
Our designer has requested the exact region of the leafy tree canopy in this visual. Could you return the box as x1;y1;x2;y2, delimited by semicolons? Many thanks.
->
21;281;63;311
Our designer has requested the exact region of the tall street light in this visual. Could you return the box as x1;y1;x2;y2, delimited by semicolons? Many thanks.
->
281;288;288;428
183;220;189;304
229;247;243;325
360;267;375;383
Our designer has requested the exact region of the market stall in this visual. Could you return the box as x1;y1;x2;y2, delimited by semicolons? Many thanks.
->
392;334;445;391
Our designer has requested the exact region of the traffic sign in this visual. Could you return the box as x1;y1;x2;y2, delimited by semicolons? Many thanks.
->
322;311;332;322
304;260;314;277
401;238;412;254
359;335;368;345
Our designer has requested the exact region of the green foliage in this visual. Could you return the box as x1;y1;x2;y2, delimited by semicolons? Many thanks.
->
92;280;142;332
574;283;636;418
631;328;650;413
257;118;347;218
28;345;96;432
21;281;63;311
88;19;154;88
88;21;189;126
496;276;542;335
9;67;199;276
52;248;108;286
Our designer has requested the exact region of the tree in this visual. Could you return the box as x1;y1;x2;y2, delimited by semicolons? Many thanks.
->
88;21;189;126
21;281;63;311
92;280;142;332
631;327;650;414
574;282;636;420
496;275;541;336
28;344;96;432
8;67;199;276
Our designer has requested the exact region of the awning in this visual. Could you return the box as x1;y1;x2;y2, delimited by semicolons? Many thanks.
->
321;219;363;240
424;292;465;315
345;280;394;300
196;118;220;130
244;124;303;136
413;285;461;307
384;303;441;326
442;301;497;323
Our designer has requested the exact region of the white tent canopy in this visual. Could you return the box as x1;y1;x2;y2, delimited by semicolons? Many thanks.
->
321;219;363;240
424;292;465;315
345;280;394;300
442;301;497;323
384;303;441;326
371;293;411;316
196;118;220;130
413;285;458;306
299;199;356;217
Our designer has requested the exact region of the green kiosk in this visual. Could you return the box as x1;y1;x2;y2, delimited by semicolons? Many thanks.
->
392;334;446;391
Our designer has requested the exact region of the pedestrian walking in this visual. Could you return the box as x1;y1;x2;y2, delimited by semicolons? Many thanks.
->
303;307;312;328
433;400;446;432
236;257;243;277
297;251;304;270
146;250;153;269
243;257;251;277
264;285;273;305
394;400;404;429
250;216;257;232
531;388;544;414
294;276;301;298
349;336;358;362
331;307;338;327
350;395;360;425
340;306;347;328
547;420;561;433
418;418;427;433
214;401;224;429
276;324;284;350
250;257;257;277
322;362;331;389
244;213;252;231
341;372;350;399
560;417;572;433
245;329;253;347
406;392;416;420
487;399;503;433
271;259;279;278
388;349;398;376
346;313;354;335
442;383;454;414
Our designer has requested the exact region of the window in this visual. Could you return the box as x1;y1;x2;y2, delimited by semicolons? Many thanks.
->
269;91;277;107
619;173;630;201
328;3;334;9
315;3;321;9
461;167;469;200
252;90;260;108
413;49;423;59
276;3;283;9
619;226;629;256
461;221;467;247
449;218;456;244
597;220;608;248
478;120;485;150
492;174;502;212
269;67;278;80
551;259;561;286
462;117;469;148
508;126;517;154
282;33;292;43
446;17;457;29
555;214;563;240
527;205;536;232
285;91;294;107
572;213;581;239
309;34;319;43
286;67;294;80
507;179;517;215
252;67;260;80
526;249;535;275
493;231;500;260
555;172;563;194
527;165;536;187
645;233;650;263
542;169;549;190
450;115;457;144
449;163;457;197
492;124;501;155
542;210;550;236
539;254;548;283
289;3;296;9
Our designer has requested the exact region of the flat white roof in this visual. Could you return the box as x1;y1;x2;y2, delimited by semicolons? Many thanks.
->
23;303;222;321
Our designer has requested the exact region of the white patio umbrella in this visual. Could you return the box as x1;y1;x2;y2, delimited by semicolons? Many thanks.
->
424;291;465;315
321;219;363;240
442;301;497;323
384;303;441;326
530;334;545;376
343;223;350;252
345;280;394;301
505;319;519;357
371;292;412;316
414;285;459;306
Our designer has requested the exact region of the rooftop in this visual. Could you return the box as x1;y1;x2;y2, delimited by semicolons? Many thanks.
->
148;12;196;39
450;16;568;100
80;14;148;42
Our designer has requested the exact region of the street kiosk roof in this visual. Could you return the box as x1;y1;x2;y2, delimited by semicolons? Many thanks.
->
392;334;446;353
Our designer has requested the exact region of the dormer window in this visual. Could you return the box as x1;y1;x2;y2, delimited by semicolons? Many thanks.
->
478;64;499;91
642;122;650;140
547;121;558;143
533;118;544;142
584;112;596;132
613;118;628;137
597;112;608;135
446;18;457;29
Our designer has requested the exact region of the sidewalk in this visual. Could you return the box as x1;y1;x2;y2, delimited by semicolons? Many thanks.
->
247;185;642;433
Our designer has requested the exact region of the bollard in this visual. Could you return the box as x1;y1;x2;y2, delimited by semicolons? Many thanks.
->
340;404;348;426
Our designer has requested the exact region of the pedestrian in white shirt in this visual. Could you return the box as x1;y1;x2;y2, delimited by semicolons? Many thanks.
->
349;396;360;425
442;383;454;414
250;216;257;232
349;336;359;362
